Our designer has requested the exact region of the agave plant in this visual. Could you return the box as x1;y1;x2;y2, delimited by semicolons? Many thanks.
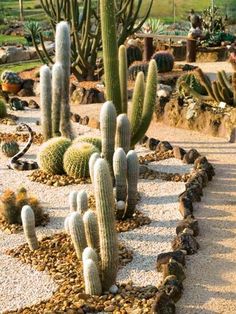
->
141;17;167;34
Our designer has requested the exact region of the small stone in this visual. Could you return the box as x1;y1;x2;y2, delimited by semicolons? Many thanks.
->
104;305;115;312
146;138;160;150
172;146;186;160
156;141;173;152
109;284;119;294
28;99;39;109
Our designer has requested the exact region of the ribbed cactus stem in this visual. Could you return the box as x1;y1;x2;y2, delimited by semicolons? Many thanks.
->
55;21;73;139
115;114;131;153
83;210;99;251
40;65;52;141
100;0;122;114
64;212;73;234
100;101;117;176
232;72;236;106
52;63;62;137
68;212;87;260
94;158;118;291
82;247;99;265
69;191;78;211
83;258;102;296
131;60;158;147
89;152;100;184
77;190;88;214
125;150;139;218
129;72;145;141
196;68;215;100
21;205;39;251
113;148;127;202
119;45;128;113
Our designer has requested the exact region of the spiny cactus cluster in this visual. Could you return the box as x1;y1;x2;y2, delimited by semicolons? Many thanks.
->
66;158;118;295
0;98;7;118
151;51;174;73
1;71;22;85
176;72;207;96
1;140;19;157
40;21;73;141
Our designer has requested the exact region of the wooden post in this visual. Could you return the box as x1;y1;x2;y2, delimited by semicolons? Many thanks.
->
186;39;197;62
144;36;154;61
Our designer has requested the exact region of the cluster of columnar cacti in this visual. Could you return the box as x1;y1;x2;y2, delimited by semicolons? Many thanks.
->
40;21;73;141
65;158;118;295
181;68;236;107
176;72;207;96
100;1;158;146
21;205;39;251
0;98;7;118
1;141;19;157
151;51;174;73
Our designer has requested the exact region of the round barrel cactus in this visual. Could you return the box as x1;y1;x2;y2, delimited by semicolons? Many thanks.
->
73;136;102;152
128;61;149;81
1;70;22;85
1;141;19;157
38;137;71;174
0;99;7;118
126;45;143;67
152;51;174;73
63;142;99;179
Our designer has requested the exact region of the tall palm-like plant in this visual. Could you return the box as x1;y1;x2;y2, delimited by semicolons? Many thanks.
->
19;0;24;21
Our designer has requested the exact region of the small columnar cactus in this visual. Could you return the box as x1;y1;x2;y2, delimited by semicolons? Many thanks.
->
152;51;174;73
0;99;7;118
63;142;99;179
115;114;131;154
76;190;88;214
126;150;139;218
83;258;102;296
40;65;52;141
38;137;71;174
82;247;99;265
1;141;19;157
68;191;78;211
93;158;118;291
113;148;127;203
21;205;39;251
68;212;87;260
83;209;99;251
51;63;63;137
119;45;128;113
89;152;100;184
73;137;102;152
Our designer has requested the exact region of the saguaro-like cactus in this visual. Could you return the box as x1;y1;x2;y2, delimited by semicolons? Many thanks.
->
55;21;73;139
40;65;52;141
125;150;139;218
21;205;39;251
51;63;62;137
94;158;118;291
77;190;88;214
83;210;99;251
83;258;102;296
115;114;131;154
68;212;87;260
113;148;127;203
100;101;117;175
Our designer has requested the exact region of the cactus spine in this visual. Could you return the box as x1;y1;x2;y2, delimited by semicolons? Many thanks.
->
113;148;127;203
69;191;78;211
115;114;131;154
119;45;128;113
125;150;139;218
40;65;52;141
55;21;73;139
100;0;122;114
21;205;39;251
52;63;62;137
94;158;118;291
77;190;88;214
89;152;100;184
83;258;102;296
83;210;99;251
68;212;87;260
100;101;117;175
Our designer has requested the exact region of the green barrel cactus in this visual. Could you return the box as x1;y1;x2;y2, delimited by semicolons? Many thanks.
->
38;137;71;174
21;205;39;251
115;114;131;154
152;51;174;73
73;137;102;152
93;158;118;291
127;44;143;67
0;99;7;118
83;210;99;251
1;141;19;157
63;142;99;179
128;61;149;81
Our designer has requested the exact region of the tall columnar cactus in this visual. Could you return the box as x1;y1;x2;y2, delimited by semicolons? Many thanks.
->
77;190;88;214
93;158;118;291
100;101;117;175
68;212;87;260
100;0;122;114
83;210;99;251
89;152;100;184
83;258;102;296
21;205;39;251
152;51;174;73
125;150;139;218
40;65;52;141
68;191;78;211
113;148;127;203
130;60;158;147
51;63;63;137
119;45;128;114
115;114;131;154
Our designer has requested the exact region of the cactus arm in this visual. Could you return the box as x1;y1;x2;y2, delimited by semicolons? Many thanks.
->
21;205;39;251
221;70;233;91
222;87;233;105
100;0;122;114
195;68;216;100
119;45;128;114
212;81;224;102
77;190;88;214
94;158;118;291
89;152;100;184
68;191;78;211
131;60;158;147
180;82;212;101
83;210;99;251
115;114;131;154
51;63;62;137
217;71;233;96
113;148;127;203
83;258;102;296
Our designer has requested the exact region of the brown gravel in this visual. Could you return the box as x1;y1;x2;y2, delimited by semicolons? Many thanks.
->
0;132;43;145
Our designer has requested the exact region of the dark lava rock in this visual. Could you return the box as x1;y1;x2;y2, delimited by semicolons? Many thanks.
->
162;258;186;282
176;216;199;237
183;148;201;164
71;113;81;123
172;231;199;254
157;141;173;152
172;146;186;160
156;251;186;272
160;275;183;303
28;99;39;109
139;135;149;145
80;115;89;125
152;291;176;314
146;138;160;150
178;197;193;218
